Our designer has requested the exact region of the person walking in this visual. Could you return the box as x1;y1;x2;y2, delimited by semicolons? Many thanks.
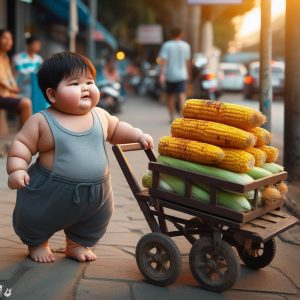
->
158;27;191;123
13;36;43;98
0;29;32;129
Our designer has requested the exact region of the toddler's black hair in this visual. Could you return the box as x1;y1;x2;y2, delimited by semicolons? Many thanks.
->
37;52;96;104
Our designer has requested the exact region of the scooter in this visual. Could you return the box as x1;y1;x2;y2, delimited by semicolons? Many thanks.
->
191;65;222;100
96;80;123;115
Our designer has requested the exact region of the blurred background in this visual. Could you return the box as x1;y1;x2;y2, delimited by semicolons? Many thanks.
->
0;0;286;101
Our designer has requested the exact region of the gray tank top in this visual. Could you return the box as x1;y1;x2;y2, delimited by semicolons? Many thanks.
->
40;109;109;181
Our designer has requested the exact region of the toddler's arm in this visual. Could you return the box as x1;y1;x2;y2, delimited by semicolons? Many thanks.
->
6;115;40;189
103;110;153;149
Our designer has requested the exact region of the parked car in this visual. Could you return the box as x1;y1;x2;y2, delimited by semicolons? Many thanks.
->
243;61;285;99
219;62;247;91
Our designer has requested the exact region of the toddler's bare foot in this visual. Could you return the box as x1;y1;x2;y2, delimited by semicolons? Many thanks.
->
28;243;55;263
66;238;97;262
65;246;97;262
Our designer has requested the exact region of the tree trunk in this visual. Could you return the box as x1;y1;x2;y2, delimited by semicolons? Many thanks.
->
284;0;300;181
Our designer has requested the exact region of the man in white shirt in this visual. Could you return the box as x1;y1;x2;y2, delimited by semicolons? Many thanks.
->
158;27;191;123
13;36;43;98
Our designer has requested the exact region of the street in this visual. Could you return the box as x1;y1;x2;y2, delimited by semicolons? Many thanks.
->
0;94;299;300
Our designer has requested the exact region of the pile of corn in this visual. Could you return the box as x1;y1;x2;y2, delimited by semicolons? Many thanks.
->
159;99;280;173
156;99;286;207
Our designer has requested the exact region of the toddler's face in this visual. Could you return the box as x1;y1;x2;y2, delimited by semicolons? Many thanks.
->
52;71;100;114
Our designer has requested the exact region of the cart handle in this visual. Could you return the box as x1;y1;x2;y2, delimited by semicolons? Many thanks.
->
112;143;156;195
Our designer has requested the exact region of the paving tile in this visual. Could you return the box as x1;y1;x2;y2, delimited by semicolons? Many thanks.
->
233;265;298;294
84;257;142;281
271;238;300;288
93;245;132;259
106;222;131;233
100;232;141;247
76;279;132;300
2;256;81;300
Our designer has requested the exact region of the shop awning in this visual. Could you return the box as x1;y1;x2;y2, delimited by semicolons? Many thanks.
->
37;0;117;50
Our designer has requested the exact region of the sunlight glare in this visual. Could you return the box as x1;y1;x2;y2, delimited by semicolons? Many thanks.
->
234;0;286;39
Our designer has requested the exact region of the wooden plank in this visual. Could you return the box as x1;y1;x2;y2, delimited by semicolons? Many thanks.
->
258;215;279;223
248;219;270;228
155;198;242;229
239;214;298;241
243;172;288;192
150;188;245;222
150;187;286;223
149;162;288;194
149;162;247;193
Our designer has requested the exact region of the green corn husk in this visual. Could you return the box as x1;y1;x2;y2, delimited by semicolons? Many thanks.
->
142;170;251;212
261;163;284;174
142;170;174;192
247;166;273;179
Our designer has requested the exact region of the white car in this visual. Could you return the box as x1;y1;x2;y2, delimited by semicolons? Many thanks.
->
219;63;247;91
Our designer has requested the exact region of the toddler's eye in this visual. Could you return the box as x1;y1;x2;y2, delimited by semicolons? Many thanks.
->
87;81;94;85
69;82;78;86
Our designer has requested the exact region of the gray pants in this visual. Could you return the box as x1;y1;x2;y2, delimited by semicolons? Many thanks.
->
13;162;114;247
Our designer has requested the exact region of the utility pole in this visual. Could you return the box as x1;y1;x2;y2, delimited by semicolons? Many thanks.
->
88;0;96;62
259;0;272;132
284;0;300;181
69;0;78;52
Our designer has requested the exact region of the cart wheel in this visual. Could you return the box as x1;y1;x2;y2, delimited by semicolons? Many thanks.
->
135;232;182;286
237;238;276;269
189;236;240;292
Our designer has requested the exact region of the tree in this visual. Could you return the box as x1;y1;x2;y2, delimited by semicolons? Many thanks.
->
284;0;300;181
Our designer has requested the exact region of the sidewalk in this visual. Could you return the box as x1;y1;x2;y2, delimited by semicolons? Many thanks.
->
0;95;299;300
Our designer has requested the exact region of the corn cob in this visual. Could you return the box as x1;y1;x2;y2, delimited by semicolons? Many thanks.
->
244;147;266;167
258;145;279;162
171;118;256;149
216;147;255;173
158;136;224;165
248;127;272;147
183;99;266;130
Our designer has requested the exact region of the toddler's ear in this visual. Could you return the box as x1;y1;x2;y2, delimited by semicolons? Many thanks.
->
46;88;56;104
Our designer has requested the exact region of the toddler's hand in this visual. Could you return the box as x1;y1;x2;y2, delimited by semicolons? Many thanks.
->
8;170;30;190
138;133;154;150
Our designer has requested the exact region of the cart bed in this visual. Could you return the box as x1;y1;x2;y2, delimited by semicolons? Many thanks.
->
148;161;288;223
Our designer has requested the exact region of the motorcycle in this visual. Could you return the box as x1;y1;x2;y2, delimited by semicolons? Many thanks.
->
96;80;123;115
137;62;161;100
191;65;222;100
191;53;222;100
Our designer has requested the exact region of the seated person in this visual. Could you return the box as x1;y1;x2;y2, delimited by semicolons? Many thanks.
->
0;29;32;129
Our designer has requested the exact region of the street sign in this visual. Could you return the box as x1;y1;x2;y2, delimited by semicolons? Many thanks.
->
137;25;163;45
188;0;242;4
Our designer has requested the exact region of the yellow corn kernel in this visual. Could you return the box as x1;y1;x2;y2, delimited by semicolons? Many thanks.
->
216;147;255;173
258;145;279;163
244;147;267;167
171;118;256;149
158;136;224;165
248;127;272;147
183;99;266;130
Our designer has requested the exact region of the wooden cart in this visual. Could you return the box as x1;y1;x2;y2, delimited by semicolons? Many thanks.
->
112;143;298;292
